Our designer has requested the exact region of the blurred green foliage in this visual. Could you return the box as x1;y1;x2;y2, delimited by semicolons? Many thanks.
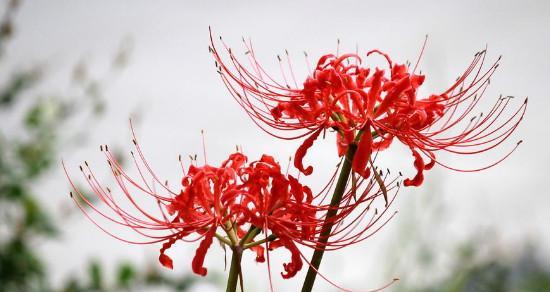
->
0;1;213;291
60;259;215;292
403;242;550;292
388;182;550;292
0;4;58;284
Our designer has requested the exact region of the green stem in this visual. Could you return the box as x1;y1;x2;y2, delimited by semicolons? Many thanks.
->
244;234;278;249
301;144;357;292
240;226;261;246
215;233;232;246
226;246;243;292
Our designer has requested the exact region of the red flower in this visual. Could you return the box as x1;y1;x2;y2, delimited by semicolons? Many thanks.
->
64;128;397;280
64;130;323;278
210;31;527;186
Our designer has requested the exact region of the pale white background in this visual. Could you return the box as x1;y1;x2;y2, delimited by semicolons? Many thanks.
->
3;0;549;291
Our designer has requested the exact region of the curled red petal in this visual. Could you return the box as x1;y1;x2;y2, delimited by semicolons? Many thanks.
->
158;232;187;270
192;227;216;276
159;254;173;270
259;154;278;168
268;239;283;251
374;76;411;118
367;49;393;69
352;123;373;178
403;149;425;187
332;53;362;68
316;54;336;69
425;151;436;170
366;69;384;116
280;239;303;279
373;133;394;151
294;128;322;175
222;152;248;169
336;126;355;157
271;105;283;120
336;130;352;157
251;245;266;263
288;175;304;203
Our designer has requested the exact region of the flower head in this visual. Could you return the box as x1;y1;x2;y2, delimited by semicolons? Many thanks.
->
64;128;396;280
64;134;317;278
210;31;527;186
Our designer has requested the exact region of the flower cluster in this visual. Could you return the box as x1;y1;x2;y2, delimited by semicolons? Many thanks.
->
65;130;394;280
210;32;527;187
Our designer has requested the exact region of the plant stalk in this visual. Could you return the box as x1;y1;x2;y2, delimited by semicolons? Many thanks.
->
301;143;357;292
226;246;243;292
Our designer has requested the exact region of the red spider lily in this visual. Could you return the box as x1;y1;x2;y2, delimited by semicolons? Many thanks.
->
209;31;527;187
63;137;316;278
63;128;399;285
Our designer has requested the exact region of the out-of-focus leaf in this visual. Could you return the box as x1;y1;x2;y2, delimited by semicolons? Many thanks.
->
116;262;136;288
143;266;163;285
0;183;25;200
0;20;13;39
173;274;198;291
17;141;53;178
0;237;47;291
457;243;475;263
88;260;103;290
85;81;100;99
0;71;39;106
22;196;57;236
0;0;20;41
25;103;44;129
111;37;133;69
71;185;99;209
25;99;66;130
61;277;83;292
93;100;106;116
416;245;434;268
